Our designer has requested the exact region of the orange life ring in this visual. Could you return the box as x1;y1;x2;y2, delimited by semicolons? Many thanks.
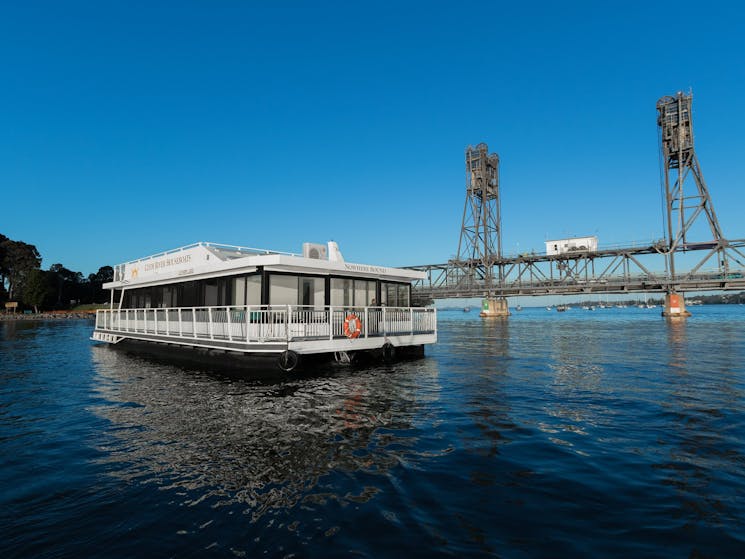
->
343;313;362;339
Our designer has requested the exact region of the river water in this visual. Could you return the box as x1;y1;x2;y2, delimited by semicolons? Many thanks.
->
2;306;745;558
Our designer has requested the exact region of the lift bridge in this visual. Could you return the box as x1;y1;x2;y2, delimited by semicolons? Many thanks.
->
407;92;745;315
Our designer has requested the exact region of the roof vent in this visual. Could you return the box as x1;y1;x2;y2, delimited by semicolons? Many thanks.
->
303;242;328;260
328;241;344;262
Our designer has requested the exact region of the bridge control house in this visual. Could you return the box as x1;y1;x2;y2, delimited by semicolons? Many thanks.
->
545;236;598;256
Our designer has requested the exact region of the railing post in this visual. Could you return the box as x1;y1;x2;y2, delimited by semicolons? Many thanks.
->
208;307;214;340
245;305;250;343
382;306;387;336
329;306;334;340
178;308;183;337
410;307;414;335
226;306;233;341
364;306;369;338
165;308;169;335
153;308;157;334
286;304;291;342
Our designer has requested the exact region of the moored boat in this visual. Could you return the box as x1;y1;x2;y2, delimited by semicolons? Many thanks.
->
91;241;437;372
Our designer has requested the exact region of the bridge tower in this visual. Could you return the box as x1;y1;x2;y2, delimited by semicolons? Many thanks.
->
657;91;739;316
455;143;508;316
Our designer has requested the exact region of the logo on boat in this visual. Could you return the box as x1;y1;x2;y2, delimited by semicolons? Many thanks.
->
344;263;389;274
142;254;192;273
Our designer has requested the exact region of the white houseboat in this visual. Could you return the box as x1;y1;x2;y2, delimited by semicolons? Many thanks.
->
91;241;437;372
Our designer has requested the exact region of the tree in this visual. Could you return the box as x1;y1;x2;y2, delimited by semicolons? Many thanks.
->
49;263;84;308
0;233;10;302
88;265;114;303
94;265;114;283
23;269;50;313
2;240;42;300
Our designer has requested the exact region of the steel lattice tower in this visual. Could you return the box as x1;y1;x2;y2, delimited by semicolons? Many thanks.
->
456;143;502;291
657;92;732;278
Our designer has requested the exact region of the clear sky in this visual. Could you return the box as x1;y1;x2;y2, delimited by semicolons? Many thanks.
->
2;1;744;276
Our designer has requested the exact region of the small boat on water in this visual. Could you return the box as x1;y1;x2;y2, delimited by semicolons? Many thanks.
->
556;305;568;312
463;306;471;312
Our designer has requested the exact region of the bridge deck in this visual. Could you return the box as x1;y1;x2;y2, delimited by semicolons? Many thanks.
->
409;240;745;299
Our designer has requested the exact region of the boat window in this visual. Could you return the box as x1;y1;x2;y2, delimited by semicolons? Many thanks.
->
128;289;152;308
204;280;218;307
330;278;352;307
246;275;261;306
160;286;178;308
229;275;262;307
269;274;298;306
232;277;246;306
398;284;410;307
381;282;410;307
181;281;198;307
204;278;227;307
385;283;397;306
300;277;325;309
269;274;325;307
331;278;376;307
355;280;376;306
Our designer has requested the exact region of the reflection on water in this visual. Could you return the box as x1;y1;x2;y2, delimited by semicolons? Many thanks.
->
656;318;745;529
90;345;442;522
666;318;688;372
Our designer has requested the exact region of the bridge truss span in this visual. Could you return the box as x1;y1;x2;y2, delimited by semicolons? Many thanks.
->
409;238;745;302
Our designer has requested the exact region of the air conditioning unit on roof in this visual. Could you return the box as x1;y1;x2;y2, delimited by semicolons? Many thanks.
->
303;242;328;260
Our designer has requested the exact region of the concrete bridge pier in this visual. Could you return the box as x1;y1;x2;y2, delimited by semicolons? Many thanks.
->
662;292;692;318
480;297;511;318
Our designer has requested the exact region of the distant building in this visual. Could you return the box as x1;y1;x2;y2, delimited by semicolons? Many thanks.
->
545;236;598;256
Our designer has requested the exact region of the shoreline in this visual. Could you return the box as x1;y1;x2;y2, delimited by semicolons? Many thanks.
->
0;311;97;321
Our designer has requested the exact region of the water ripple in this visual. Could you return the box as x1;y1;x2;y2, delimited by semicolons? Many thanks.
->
2;309;745;557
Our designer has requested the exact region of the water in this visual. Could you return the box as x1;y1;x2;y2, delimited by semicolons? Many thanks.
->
2;306;745;558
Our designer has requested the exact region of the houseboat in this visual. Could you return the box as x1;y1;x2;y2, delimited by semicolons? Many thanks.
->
91;241;437;372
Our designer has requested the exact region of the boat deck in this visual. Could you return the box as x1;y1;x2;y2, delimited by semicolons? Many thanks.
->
92;305;437;355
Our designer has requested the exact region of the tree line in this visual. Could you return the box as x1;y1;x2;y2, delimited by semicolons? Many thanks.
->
1;233;112;313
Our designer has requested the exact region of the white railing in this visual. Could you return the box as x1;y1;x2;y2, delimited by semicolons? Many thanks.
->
95;305;437;345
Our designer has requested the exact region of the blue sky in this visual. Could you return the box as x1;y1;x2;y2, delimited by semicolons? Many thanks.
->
2;1;744;275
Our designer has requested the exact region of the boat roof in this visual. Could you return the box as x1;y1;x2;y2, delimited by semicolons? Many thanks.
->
104;241;424;289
